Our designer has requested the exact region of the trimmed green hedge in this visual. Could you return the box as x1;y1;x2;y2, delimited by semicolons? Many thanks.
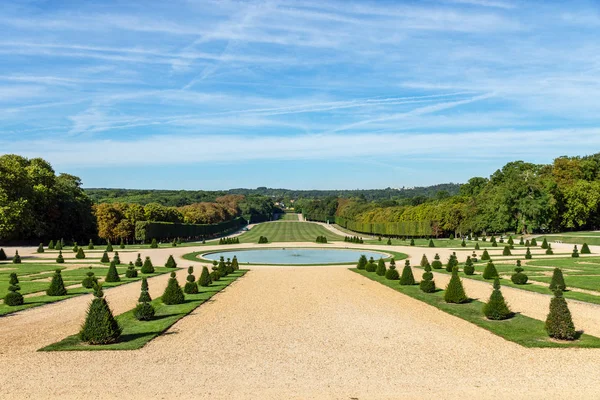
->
335;216;433;237
135;217;245;242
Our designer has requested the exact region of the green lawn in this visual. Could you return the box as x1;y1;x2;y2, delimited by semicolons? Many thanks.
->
41;270;247;351
352;269;600;348
537;234;600;246
238;221;344;243
278;213;300;221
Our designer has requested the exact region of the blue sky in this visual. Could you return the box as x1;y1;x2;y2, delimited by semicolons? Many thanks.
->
2;0;600;189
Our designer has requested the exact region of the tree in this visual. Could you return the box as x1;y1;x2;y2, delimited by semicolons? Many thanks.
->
572;245;579;258
375;258;387;276
481;249;490;261
431;254;443;269
581;243;591;254
100;251;110;263
47;269;67;296
162;272;185;305
79;284;122;344
399;260;416;285
483;278;513;320
357;255;367;270
105;261;121;282
444;266;469;304
184;266;199;294
545;290;576;340
126;262;138;278
141;257;155;274
549;268;566;291
463;256;475;275
482;261;499;279
56;251;65;264
165;255;177;268
525;247;532;259
12;250;21;264
419;262;436;293
385;259;399;280
75;247;86;259
511;260;528;284
198;266;212;287
37;243;44;253
4;273;24;306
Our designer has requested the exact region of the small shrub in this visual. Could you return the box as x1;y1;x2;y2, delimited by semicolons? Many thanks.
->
525;239;530;247
375;258;387;276
357;255;367;270
0;248;6;260
419;254;428;268
572;245;579;258
138;278;152;302
12;250;21;264
428;239;435;248
541;238;548;249
581;243;591;254
461;238;466;247
482;261;499;279
519;237;524;246
387;238;392;245
134;302;155;321
162;272;185;305
125;262;138;278
217;257;228;277
545;290;576;340
172;239;177;247
150;238;158;248
445;254;458;272
385;259;399;280
365;257;377;272
198;266;212;287
258;236;269;244
135;253;143;267
491;236;497;247
4;273;24;306
105;261;121;282
88;239;94;250
55;240;63;251
525;247;532;259
481;249;490;261
463;256;475;275
106;241;113;252
549;268;566;291
474;242;480;250
141;257;155;274
37;243;45;253
545;243;554;255
82;269;98;288
47;269;67;296
483;278;513;320
79;284;121;344
75;247;86;259
72;242;79;253
502;246;511;256
419;262;436;293
410;238;415;246
511;260;528;285
232;256;239;271
399;260;415;285
56;251;65;264
47;240;55;250
184;266;198;294
165;255;177;268
531;238;538;246
100;251;110;263
449;234;454;240
119;239;125;249
112;252;121;265
444;267;468;304
431;253;443;269
225;258;234;275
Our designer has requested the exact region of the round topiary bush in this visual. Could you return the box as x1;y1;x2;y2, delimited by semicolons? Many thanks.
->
545;290;576;341
79;284;122;344
162;272;185;305
444;266;469;304
482;261;498;280
387;238;392;245
105;261;121;283
365;257;377;272
135;253;143;267
431;254;443;270
549;268;566;291
399;260;416;285
385;259;399;280
125;262;138;278
483;278;513;320
4;273;24;306
75;247;86;259
165;255;177;268
100;251;110;263
357;255;367;270
56;251;65;264
82;269;98;288
72;242;78;253
134;302;155;321
198;266;212;287
511;260;528;285
419;263;436;293
141;257;155;274
47;269;67;296
581;243;591;254
375;258;387;276
463;256;475;275
184;266;198;294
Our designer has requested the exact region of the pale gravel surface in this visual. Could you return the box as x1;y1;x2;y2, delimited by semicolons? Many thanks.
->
2;241;600;398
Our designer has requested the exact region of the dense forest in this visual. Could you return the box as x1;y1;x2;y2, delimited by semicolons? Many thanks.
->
85;183;460;206
301;154;600;237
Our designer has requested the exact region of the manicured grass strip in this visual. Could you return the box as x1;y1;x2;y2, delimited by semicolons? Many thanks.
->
238;221;344;243
181;248;408;266
40;270;247;351
351;269;600;348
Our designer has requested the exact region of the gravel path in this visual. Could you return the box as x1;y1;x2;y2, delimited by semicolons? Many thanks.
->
1;267;600;399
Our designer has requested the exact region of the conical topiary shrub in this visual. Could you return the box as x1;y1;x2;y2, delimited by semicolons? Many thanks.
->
445;253;458;272
125;262;138;278
444;266;469;304
12;250;21;264
502;246;511;256
37;243;44;253
162;272;185;305
525;239;530;247
184;266;198;294
112;252;121;265
232;256;239;271
519;237;524;246
483;278;513;320
525;247;532;259
56;251;65;264
375;258;387;276
120;239;125;249
581;243;591;254
431;253;443;269
546;243;554;255
47;240;55;250
135;253;143;267
463;256;475;275
88;239;94;250
138;277;152;303
72;242;79;253
55;240;63;251
572;245;579;258
474;242;480;250
410;238;415;246
100;251;110;263
106;240;113;252
531;238;538;246
165;255;177;268
511;260;528;284
419;263;436;293
541;238;548;249
357;255;367;270
225;258;234;275
4;273;24;306
428;239;435;248
0;248;6;260
420;254;429;268
385;259;399;280
79;284;122;344
105;261;120;282
399;260;416;285
545;290;576;340
198;266;212;287
482;261;498;279
481;249;490;261
387;238;392;245
75;247;86;259
141;257;154;274
365;257;377;272
549;268;566;291
47;269;67;296
150;238;158;249
82;268;98;288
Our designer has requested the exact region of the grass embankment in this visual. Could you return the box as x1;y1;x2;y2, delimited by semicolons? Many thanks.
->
41;270;247;351
352;269;600;348
238;221;344;243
